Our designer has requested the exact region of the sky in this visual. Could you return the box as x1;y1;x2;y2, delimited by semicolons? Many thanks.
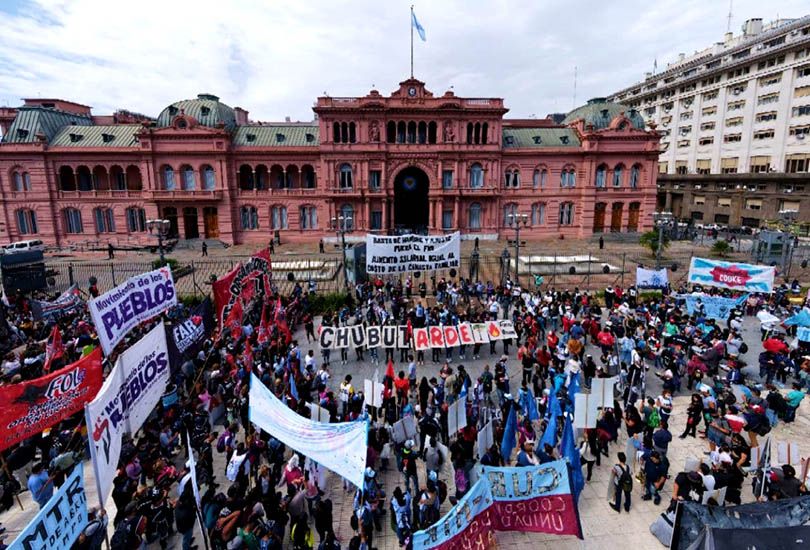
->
0;0;807;122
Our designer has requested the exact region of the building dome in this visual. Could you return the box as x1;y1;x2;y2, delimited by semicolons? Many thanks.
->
156;93;236;130
562;97;645;130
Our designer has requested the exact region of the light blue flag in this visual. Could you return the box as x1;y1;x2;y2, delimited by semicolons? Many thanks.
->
567;372;580;411
412;10;426;41
520;388;540;422
500;404;517;459
289;374;299;401
560;415;584;500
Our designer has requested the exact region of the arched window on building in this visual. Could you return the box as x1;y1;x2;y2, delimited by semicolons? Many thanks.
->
469;163;484;188
481;122;488;144
613;164;624;187
418;121;427;144
428;121;437;144
94;207;115;233
302;165;316;188
397;121;406;143
64;208;84;234
126;207;146;232
12;170;31;191
561;166;576;188
504;169;520;188
466;123;473;144
181;165;196;191
240;206;259;230
202;165;216;190
531;203;546;225
163;166;176;190
59;166;76;191
468;202;482;229
77;166;93;191
271;206;288;229
533;168;547;189
333;122;341;143
407;121;417;144
595;164;607;188
349;122;356;143
300;205;318;229
16;209;37;235
340;204;354;229
558;202;575;225
503;203;518;226
387;121;396;143
339;164;353;189
630;164;641;188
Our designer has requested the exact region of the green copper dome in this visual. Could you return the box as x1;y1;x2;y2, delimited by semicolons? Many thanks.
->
156;93;236;130
562;97;645;130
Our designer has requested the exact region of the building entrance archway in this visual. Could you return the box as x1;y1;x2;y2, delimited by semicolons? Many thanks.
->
393;166;429;234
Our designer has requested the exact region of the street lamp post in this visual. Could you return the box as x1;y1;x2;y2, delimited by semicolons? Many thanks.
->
146;218;170;265
507;212;529;285
331;215;353;294
653;211;673;270
779;209;798;279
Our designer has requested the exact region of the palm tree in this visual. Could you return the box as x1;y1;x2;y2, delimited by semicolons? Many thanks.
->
639;230;670;257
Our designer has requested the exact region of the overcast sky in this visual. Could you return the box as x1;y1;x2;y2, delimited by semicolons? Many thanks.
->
0;0;807;122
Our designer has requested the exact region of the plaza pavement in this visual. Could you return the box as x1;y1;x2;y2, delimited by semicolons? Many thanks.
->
0;313;808;550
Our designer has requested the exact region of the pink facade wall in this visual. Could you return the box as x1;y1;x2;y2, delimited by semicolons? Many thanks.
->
0;82;660;247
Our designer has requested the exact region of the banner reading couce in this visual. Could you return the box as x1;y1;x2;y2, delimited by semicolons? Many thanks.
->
89;267;177;355
366;232;460;274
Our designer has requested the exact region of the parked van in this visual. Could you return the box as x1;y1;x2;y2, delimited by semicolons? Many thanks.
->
0;239;45;255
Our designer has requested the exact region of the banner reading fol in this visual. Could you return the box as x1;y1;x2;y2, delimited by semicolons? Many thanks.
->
0;348;103;452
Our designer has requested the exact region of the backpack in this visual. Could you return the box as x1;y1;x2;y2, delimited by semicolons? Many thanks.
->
110;516;140;550
647;409;661;429
739;342;749;354
752;415;771;436
454;468;468;493
216;430;231;453
618;465;633;493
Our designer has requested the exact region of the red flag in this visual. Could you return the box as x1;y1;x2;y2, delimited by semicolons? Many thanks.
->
224;299;244;340
243;340;254;372
274;297;292;345
386;359;395;380
257;302;271;344
44;325;64;373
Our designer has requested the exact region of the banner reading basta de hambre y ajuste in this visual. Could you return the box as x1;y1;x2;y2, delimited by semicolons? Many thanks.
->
89;267;177;355
366;232;460;274
86;323;169;505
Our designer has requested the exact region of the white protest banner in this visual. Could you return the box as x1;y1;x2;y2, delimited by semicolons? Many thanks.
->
777;441;800;464
701;486;727;505
485;320;507;341
86;324;169;504
413;328;430;351
334;327;350;349
457;323;475;345
249;373;368;487
574;394;599;429
636;267;669;289
688;257;775;294
319;326;336;349
9;466;87;550
591;377;617;408
498;320;518;340
89;267;177;355
392;415;419;444
477;420;494;457
308;403;332;423
428;326;445;348
447;399;468;437
381;326;397;349
366;326;382;348
470;323;491;344
366;232;460;274
443;326;460;348
364;379;385;408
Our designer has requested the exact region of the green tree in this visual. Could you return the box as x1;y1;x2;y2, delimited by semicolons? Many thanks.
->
639;230;670;257
711;239;732;258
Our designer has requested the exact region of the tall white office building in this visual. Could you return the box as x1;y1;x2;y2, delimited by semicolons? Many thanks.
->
609;16;810;177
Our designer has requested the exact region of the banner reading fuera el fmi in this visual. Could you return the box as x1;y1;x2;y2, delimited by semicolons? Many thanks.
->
366;232;460;274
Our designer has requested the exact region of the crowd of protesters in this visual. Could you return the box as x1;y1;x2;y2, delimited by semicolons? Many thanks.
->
0;270;808;550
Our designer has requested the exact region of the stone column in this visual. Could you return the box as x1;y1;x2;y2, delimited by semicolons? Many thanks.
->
453;197;459;229
382;198;388;231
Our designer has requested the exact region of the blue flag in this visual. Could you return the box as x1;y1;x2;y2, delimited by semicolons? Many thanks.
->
289;374;299;401
520;388;540;422
412;10;426;41
560;415;584;500
540;406;557;449
567;372;580;411
500;404;517;459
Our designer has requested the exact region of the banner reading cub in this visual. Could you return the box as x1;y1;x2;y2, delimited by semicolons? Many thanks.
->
89;267;177;355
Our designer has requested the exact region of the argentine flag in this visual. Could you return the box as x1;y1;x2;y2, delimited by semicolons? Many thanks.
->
412;10;426;41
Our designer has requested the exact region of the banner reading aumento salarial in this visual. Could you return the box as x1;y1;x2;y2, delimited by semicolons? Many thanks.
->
366;232;460;274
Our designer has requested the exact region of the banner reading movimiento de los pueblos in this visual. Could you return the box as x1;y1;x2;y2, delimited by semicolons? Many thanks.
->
366;232;460;274
89;267;177;355
86;323;169;504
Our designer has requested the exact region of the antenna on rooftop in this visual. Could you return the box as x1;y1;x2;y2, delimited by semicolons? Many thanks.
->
726;0;733;33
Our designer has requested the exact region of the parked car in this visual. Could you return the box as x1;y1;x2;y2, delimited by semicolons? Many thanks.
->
0;239;45;255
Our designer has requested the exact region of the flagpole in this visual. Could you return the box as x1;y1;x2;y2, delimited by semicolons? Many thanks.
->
410;5;414;78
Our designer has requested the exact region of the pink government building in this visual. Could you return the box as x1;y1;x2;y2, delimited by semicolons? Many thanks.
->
0;78;660;246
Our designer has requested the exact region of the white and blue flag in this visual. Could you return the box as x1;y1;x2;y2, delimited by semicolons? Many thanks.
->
412;10;426;41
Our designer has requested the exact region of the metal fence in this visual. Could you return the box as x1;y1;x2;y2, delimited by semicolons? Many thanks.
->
46;257;344;298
